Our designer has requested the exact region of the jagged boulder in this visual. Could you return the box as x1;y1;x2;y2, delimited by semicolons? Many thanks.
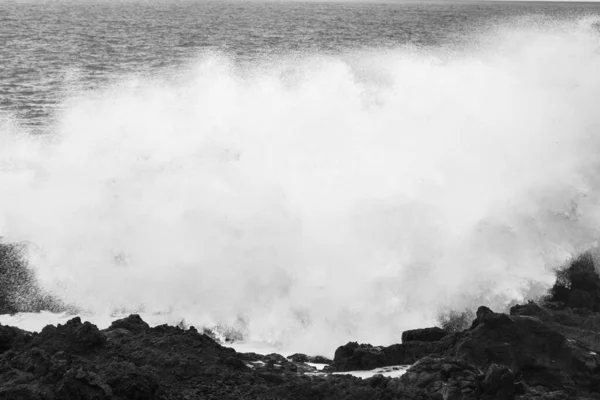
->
101;361;159;399
480;364;515;400
331;342;388;371
3;248;600;399
455;306;597;395
397;356;482;399
287;353;332;365
106;314;149;334
0;324;31;353
470;305;512;329
549;251;600;312
510;301;600;355
32;317;106;354
287;353;309;362
56;367;113;400
330;340;451;372
402;327;449;343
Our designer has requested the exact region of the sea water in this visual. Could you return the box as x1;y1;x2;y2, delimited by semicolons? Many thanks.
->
1;0;600;357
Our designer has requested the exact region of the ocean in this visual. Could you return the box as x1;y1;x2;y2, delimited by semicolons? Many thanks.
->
1;0;600;356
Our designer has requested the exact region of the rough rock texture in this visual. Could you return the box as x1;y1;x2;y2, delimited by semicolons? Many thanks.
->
287;353;333;364
329;334;456;372
327;299;600;399
327;252;600;399
108;314;150;334
396;356;483;399
402;327;449;343
3;252;600;398
0;311;597;400
549;252;600;312
0;314;420;399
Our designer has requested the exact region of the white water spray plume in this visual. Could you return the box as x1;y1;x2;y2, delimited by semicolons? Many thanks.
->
1;17;600;355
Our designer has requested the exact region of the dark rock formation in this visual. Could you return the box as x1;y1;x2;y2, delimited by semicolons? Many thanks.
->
328;341;425;372
481;364;515;399
396;356;483;399
287;352;310;363
402;327;449;343
325;251;600;398
549;251;600;312
0;315;421;399
0;324;31;353
287;353;332;364
329;335;455;372
3;250;600;398
107;314;149;334
455;306;575;392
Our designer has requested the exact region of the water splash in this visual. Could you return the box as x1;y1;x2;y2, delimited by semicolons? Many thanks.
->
2;17;600;355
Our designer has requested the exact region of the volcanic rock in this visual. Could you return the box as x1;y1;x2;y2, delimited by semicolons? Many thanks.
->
107;314;149;334
396;356;483;399
2;250;600;398
549;251;600;312
329;337;453;372
0;324;31;353
480;364;515;400
402;327;449;343
0;316;411;399
287;353;333;365
287;353;310;362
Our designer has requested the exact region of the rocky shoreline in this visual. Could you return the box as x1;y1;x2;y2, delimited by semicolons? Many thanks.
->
1;253;600;399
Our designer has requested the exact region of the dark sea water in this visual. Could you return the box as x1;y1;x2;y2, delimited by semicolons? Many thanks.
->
1;1;600;126
2;1;600;354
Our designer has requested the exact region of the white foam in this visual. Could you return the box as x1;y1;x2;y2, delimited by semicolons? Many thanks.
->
333;365;410;379
307;362;328;370
227;340;287;356
0;311;73;332
2;18;600;355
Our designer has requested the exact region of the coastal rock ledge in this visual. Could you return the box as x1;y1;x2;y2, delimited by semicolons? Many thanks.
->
1;253;600;399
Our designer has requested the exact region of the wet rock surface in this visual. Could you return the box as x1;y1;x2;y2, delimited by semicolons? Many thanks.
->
0;314;415;400
2;252;600;398
327;252;600;399
401;327;449;343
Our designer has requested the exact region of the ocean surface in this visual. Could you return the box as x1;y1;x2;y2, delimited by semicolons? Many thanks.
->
2;0;600;356
2;1;600;127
